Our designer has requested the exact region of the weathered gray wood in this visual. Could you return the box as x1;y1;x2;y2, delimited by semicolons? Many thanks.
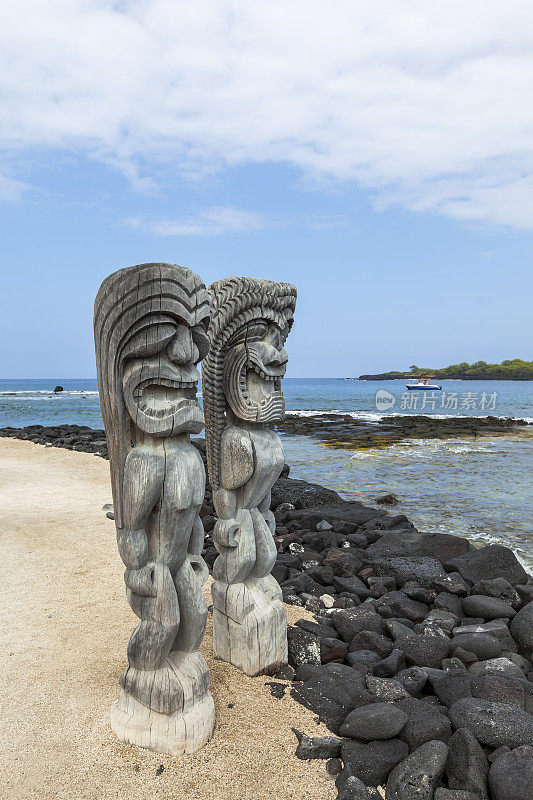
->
94;262;215;754
203;277;297;676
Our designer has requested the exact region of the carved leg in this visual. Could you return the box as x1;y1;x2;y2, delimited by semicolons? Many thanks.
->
111;560;215;754
212;509;287;676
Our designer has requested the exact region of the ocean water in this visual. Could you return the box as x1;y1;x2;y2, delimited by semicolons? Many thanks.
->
1;377;532;568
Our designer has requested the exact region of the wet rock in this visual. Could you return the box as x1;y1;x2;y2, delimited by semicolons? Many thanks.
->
462;595;516;621
488;745;533;800
375;493;399;506
292;728;342;759
340;702;408;740
385;739;448;800
445;727;489;799
287;627;321;668
341;738;409;787
510;601;533;658
449;698;533;748
446;544;528;587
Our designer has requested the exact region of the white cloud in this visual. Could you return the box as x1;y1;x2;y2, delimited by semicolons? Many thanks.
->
2;2;533;227
0;172;31;203
126;205;266;235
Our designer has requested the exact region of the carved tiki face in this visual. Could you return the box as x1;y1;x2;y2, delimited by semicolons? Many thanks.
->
121;318;209;436
223;319;289;422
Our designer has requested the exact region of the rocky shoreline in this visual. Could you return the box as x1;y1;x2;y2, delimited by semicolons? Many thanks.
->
275;412;530;450
3;424;533;799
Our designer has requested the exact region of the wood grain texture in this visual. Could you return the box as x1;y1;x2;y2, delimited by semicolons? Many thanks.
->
94;263;215;753
202;277;297;676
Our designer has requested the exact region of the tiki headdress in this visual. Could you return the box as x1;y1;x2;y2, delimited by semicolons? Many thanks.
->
94;262;210;527
202;277;296;490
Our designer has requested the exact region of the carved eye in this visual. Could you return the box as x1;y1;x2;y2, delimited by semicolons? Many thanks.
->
192;324;210;361
246;322;268;341
122;323;176;358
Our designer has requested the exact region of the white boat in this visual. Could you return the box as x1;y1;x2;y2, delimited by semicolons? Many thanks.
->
406;380;442;390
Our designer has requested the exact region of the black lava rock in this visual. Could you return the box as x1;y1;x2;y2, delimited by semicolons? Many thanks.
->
292;728;342;759
445;727;489;799
462;595;516;621
330;607;384;643
341;738;409;787
447;544;528;587
488;744;533;800
449;698;533;748
510;601;533;658
396;697;452;751
340;702;408;740
287;627;321;668
385;739;448;800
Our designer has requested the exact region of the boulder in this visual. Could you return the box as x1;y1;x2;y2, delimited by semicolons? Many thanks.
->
350;631;394;659
462;595;516;621
366;675;410;702
510;601;533;658
335;765;372;800
432;671;472;708
434;572;470;596
366;529;469;564
450;633;504;661
372;648;406;677
340;702;408;740
449;698;533;748
396;697;452;751
488;745;533;800
445;727;489;799
291;663;375;735
287;627;321;668
320;637;348;664
395;632;451;669
446;545;528;586
470;577;521;609
385;740;448;800
373;557;446;589
434;790;479;799
471;674;526;709
341;738;409;787
330;607;384;643
375;591;429;623
467;657;525;680
395;667;428;697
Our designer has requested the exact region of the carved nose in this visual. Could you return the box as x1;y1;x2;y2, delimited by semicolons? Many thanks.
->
265;346;288;367
167;324;199;365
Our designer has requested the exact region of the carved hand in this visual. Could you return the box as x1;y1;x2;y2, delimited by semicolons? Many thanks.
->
213;518;240;548
124;562;158;597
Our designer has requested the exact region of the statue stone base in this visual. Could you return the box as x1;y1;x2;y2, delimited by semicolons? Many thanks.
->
110;651;215;755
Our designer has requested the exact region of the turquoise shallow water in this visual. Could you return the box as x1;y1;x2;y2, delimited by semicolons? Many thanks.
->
1;377;532;567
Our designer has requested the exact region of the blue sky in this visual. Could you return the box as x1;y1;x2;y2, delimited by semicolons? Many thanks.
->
1;2;532;378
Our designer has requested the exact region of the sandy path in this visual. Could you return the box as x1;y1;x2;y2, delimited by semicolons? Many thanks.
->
0;438;335;800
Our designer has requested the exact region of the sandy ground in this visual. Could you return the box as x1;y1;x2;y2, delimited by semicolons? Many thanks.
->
0;438;336;800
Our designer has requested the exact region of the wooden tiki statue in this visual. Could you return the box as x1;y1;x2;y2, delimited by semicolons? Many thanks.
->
94;262;215;754
203;277;297;675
